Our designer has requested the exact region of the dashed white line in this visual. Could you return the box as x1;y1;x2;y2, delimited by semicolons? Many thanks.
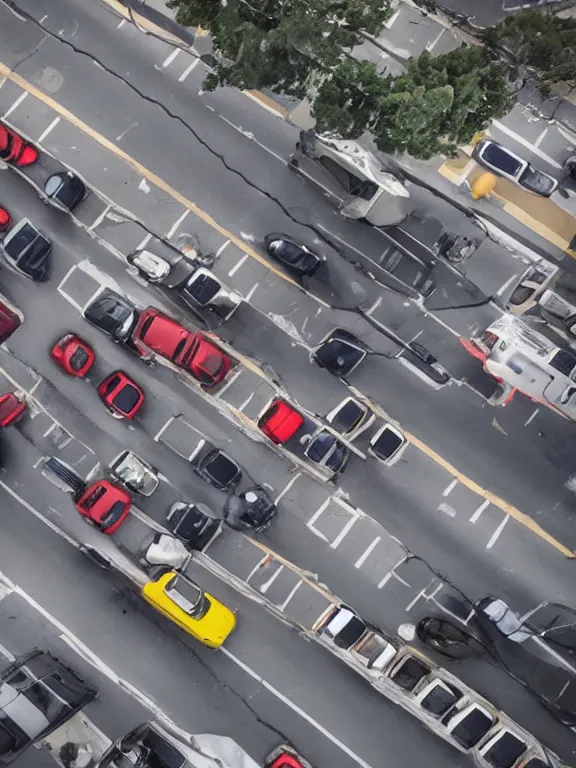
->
442;479;458;497
259;564;284;594
534;127;548;148
136;232;152;250
244;282;260;302
167;209;189;239
116;18;126;29
469;499;489;523
88;204;111;231
354;537;381;569
228;253;249;277
279;581;302;612
178;58;200;82
524;408;539;427
216;240;230;258
274;472;302;505
3;91;27;118
306;497;332;541
486;515;509;549
162;48;180;68
37;116;60;144
330;511;359;550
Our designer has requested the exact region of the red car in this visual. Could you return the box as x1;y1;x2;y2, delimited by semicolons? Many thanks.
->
51;334;95;377
0;392;26;427
0;122;38;167
0;205;10;231
97;371;144;419
265;745;313;768
258;398;304;444
0;299;21;344
132;308;230;388
75;479;131;534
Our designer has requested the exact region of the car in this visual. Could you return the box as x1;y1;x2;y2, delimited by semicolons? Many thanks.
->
312;329;368;377
126;242;209;288
109;450;159;496
325;397;374;439
402;341;451;387
177;268;242;318
84;290;139;345
0;122;38;167
303;429;349;474
475;596;533;643
0;299;20;344
416;617;479;659
141;570;236;648
126;248;173;284
1;218;51;282
0;392;26;427
193;448;242;492
0;649;97;764
265;744;314;768
368;422;407;466
379;245;436;298
43;172;87;211
50;334;95;377
132;308;230;387
264;233;322;276
97;371;145;420
258;398;305;444
166;502;221;550
473;139;559;197
0;206;10;232
224;486;277;532
75;479;132;534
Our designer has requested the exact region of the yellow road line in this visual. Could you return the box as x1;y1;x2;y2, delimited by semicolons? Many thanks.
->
1;64;573;560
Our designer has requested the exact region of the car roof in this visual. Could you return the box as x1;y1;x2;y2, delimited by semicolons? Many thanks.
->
0;299;20;341
140;311;188;351
260;399;304;443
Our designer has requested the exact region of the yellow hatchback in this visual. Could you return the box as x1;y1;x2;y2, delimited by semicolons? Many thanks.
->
141;570;236;648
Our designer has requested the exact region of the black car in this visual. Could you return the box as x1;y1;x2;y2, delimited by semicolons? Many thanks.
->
0;649;97;764
403;341;451;386
166;502;221;550
380;246;436;298
83;290;139;344
193;448;242;492
264;233;322;276
305;430;349;474
312;329;368;376
225;486;277;532
44;172;87;212
1;219;51;282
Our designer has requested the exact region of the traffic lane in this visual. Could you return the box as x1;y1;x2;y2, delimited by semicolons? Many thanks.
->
0;468;460;768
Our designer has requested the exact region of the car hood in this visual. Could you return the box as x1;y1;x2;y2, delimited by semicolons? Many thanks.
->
0;683;51;739
143;317;188;355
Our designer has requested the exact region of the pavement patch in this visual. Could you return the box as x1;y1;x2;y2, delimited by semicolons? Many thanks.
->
92;214;149;256
57;265;102;313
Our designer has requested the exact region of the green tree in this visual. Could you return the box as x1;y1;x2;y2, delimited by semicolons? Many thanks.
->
167;0;393;97
484;10;576;91
312;48;513;159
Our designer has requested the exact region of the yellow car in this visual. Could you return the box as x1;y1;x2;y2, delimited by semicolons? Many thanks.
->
141;570;236;648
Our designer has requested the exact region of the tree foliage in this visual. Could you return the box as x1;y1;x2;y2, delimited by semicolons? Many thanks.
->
484;10;576;89
167;0;393;97
313;48;514;159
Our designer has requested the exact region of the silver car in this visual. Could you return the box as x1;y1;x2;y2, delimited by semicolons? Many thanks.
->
108;450;159;496
177;267;242;318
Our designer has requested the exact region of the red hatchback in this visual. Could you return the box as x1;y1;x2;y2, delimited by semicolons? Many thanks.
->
132;308;230;388
98;371;144;420
258;398;304;444
265;745;312;768
0;123;38;167
0;393;26;427
75;480;131;534
51;334;95;377
0;299;21;344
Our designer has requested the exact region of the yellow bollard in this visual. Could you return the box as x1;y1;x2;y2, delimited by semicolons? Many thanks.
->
471;172;497;200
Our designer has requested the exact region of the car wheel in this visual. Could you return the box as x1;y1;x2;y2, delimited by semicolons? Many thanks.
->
44;456;86;496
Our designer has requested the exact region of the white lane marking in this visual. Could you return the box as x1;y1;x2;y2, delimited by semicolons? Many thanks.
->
306;497;332;542
259;564;284;594
316;223;369;261
0;580;13;603
0;480;80;548
437;502;456;518
178;58;200;82
524;408;539;427
425;28;445;53
215;240;230;258
442;479;458;497
238;393;253;412
354;537;381;569
470;499;489;523
486;515;509;549
167;209;189;239
88;203;112;231
246;554;271;584
154;416;175;442
366;296;382;316
330;509;359;550
228;253;249;277
491;120;562;169
82;285;106;314
405;586;429;613
220;647;375;768
37;116;61;144
213;367;242;397
279;580;302;612
117;18;126;29
241;90;287;120
384;9;399;27
244;282;260;302
211;111;286;163
274;472;302;505
136;232;152;250
28;376;42;396
162;48;180;68
3;91;27;118
533;127;548;148
0;642;15;660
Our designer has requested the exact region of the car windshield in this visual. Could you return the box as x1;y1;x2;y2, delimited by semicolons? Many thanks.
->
205;452;238;486
520;166;556;195
3;223;38;260
306;432;336;463
69;347;90;372
165;576;209;618
451;709;493;749
483;732;526;768
482;143;523;177
420;684;458;717
317;339;365;374
329;400;364;434
383;249;428;289
99;501;127;529
185;274;220;305
112;384;141;413
80;485;106;510
326;441;348;472
372;428;404;460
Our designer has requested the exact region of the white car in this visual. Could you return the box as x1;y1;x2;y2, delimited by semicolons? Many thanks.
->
108;450;159;496
473;139;558;197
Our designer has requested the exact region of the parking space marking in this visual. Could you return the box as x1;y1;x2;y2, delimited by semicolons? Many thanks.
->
437;502;456;518
166;209;189;239
470;499;489;523
442;479;458;497
486;514;509;550
178;59;200;82
154;416;175;442
378;556;410;590
534;127;548;148
307;497;332;542
3;91;27;118
216;240;230;258
136;233;152;250
82;285;106;313
57;266;85;312
274;472;303;505
492;120;562;169
330;505;359;550
244;282;259;302
162;48;180;68
259;564;284;594
354;537;381;569
37;116;61;144
524;408;539;427
88;203;112;231
246;554;271;583
228;253;249;277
